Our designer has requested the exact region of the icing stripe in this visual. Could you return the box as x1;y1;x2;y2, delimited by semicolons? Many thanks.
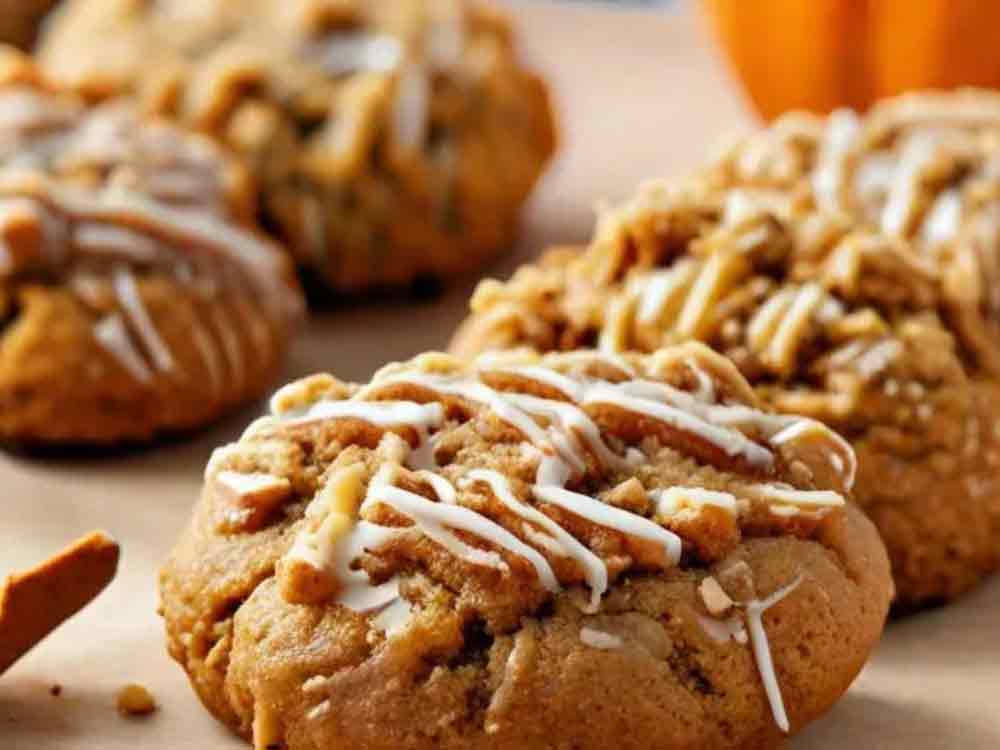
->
532;485;683;565
363;478;561;593
466;469;608;613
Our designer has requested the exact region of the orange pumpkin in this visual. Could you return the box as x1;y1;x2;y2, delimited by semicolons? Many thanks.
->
703;0;1000;120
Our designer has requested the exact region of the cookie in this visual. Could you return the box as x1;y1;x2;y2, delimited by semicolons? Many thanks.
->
39;0;557;294
0;0;60;49
0;50;303;445
452;177;1000;609
160;345;892;750
0;530;120;675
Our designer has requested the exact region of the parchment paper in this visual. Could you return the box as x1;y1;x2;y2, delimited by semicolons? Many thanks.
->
2;3;997;747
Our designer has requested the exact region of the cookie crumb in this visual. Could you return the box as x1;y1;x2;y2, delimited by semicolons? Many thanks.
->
49;684;62;697
116;684;157;717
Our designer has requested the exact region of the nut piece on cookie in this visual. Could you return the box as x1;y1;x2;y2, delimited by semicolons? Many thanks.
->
450;92;1000;608
40;0;557;295
699;576;734;617
213;471;294;534
0;531;120;675
0;50;303;447
160;346;892;750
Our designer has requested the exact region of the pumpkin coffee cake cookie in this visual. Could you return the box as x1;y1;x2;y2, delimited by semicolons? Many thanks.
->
0;51;303;445
160;345;891;750
452;175;1000;609
40;0;557;294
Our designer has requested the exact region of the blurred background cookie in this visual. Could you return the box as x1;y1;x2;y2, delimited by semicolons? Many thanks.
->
452;161;1000;609
39;0;557;296
160;345;890;749
0;50;303;446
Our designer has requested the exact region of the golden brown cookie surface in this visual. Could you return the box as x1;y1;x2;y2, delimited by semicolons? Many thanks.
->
452;123;1000;608
40;0;557;294
160;346;891;750
0;51;303;446
0;530;119;675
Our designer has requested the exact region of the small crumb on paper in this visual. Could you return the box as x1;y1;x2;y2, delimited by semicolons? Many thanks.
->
117;684;157;717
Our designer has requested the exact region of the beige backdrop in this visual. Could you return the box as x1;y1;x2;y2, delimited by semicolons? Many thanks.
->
1;3;997;747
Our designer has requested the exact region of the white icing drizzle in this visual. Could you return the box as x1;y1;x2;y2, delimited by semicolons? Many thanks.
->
687;362;717;402
696;613;748;645
188;315;225;396
415;469;458;504
812;109;860;211
371;596;414;637
584;381;775;468
881;132;940;237
292;515;403;612
112;265;176;374
392;63;430;151
215;470;288;498
652;487;738;517
211;305;245;392
744;576;804;734
75;222;160;262
747;287;797;351
502;391;630;472
92;313;154;384
766;283;824;365
635;261;699;326
465;469;608;613
362;467;559;591
485;365;584;402
770;419;857;490
579;627;623;650
533;484;683;564
313;32;403;75
749;483;844;509
2;175;301;321
852;339;902;380
278;399;446;431
920;188;963;245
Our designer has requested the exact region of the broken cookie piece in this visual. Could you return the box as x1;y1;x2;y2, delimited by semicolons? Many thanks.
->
0;531;119;675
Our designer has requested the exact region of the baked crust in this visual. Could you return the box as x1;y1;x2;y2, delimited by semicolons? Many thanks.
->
39;0;557;294
160;346;892;750
0;50;303;445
